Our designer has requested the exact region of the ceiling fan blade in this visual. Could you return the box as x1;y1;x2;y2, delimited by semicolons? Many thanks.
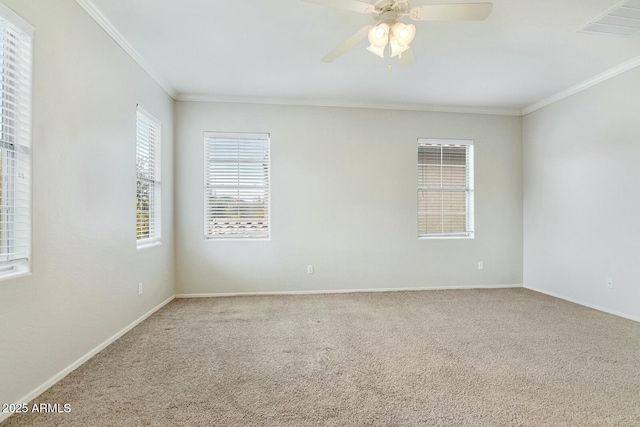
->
409;3;493;21
322;25;372;63
399;47;416;67
301;0;375;14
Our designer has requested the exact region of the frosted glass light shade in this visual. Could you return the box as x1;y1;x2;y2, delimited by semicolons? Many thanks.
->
367;23;390;48
391;23;416;47
366;44;386;58
389;36;410;58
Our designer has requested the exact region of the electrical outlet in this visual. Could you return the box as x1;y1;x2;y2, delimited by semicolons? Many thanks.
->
606;278;614;289
163;271;169;282
307;265;314;275
477;261;484;271
138;283;143;295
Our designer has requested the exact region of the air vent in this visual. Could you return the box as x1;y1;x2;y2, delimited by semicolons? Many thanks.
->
579;0;640;37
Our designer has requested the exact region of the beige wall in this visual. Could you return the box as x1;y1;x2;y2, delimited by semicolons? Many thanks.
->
175;102;523;294
523;66;640;321
0;0;175;408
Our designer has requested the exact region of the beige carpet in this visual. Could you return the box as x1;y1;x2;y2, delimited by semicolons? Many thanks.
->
3;288;640;426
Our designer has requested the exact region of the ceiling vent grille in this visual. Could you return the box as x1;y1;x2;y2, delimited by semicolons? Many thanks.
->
579;0;640;37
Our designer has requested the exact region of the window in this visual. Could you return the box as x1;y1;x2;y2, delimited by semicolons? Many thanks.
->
0;5;33;278
418;138;474;238
136;106;161;247
204;132;270;239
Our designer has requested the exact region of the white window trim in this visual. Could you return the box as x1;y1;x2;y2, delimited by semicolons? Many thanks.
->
203;132;271;240
418;138;475;240
0;5;33;279
0;3;34;36
136;105;162;249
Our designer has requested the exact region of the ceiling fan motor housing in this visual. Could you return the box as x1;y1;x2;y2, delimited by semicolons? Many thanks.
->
372;0;409;24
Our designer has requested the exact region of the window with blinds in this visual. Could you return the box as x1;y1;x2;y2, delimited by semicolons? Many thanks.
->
418;138;474;238
0;5;32;278
136;106;161;247
205;132;270;239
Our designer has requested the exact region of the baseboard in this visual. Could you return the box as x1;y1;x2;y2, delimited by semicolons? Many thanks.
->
524;285;640;323
176;284;523;299
0;295;175;424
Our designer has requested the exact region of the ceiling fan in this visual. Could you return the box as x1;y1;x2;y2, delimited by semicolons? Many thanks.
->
303;0;493;67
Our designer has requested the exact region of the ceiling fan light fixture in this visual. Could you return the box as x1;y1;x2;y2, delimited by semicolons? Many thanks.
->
367;23;390;48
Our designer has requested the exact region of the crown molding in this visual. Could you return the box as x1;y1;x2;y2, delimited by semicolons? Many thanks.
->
74;0;177;99
175;94;523;116
521;55;640;115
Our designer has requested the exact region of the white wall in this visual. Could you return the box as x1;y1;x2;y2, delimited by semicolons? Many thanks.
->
0;0;175;409
523;66;640;321
176;102;522;294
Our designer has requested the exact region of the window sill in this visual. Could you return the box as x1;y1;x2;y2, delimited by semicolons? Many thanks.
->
205;237;271;242
419;234;474;240
0;269;31;282
137;240;161;250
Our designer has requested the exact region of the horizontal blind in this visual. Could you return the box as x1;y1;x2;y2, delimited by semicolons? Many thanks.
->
205;132;270;239
418;139;474;238
0;9;32;268
136;106;161;245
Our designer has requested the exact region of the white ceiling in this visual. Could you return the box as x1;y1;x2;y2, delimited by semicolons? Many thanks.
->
86;0;640;112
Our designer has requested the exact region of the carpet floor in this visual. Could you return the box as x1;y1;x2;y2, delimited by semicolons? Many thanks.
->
3;288;640;426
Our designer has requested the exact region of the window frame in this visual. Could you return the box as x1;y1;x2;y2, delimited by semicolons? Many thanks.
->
135;105;162;249
417;138;475;240
0;4;33;281
203;132;271;241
